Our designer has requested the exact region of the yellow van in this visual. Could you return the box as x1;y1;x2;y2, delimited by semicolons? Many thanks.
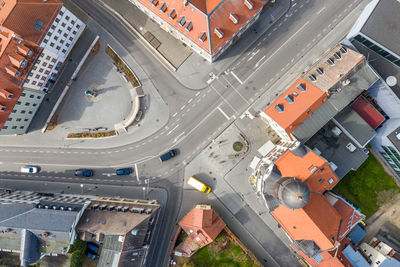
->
187;176;211;194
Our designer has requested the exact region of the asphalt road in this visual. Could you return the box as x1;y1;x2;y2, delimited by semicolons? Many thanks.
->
0;0;369;266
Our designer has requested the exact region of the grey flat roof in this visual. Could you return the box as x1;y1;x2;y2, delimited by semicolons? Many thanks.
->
334;107;376;147
293;64;378;142
360;0;400;57
305;121;369;178
387;126;400;153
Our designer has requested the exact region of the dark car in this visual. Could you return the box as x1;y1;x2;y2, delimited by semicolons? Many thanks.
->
160;149;177;162
74;169;94;177
116;168;132;175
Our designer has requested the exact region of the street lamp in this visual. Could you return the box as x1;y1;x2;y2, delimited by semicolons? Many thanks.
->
142;187;146;199
80;184;84;194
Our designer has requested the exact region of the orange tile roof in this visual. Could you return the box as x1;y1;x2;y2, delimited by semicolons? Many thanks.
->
273;193;342;251
178;205;225;246
295;248;345;267
264;78;327;136
137;0;265;55
275;149;339;192
2;0;62;44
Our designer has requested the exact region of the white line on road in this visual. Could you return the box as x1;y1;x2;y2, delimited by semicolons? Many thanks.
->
134;163;140;183
187;98;193;104
195;92;200;96
209;84;237;114
230;71;243;84
255;55;266;68
180;105;186;111
167;124;179;136
220;75;250;105
244;20;310;84
174;132;185;143
317;6;326;15
217;106;231;120
172;112;177;117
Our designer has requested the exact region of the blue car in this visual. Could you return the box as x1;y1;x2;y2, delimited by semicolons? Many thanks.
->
74;169;94;177
116;168;132;175
160;149;177;162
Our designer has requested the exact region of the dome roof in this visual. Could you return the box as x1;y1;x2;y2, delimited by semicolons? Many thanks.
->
278;178;310;209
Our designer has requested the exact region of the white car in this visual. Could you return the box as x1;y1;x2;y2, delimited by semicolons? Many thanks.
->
21;166;40;173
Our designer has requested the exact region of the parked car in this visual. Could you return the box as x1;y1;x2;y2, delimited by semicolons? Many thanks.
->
87;243;99;253
160;149;177;162
21;166;40;173
74;169;94;177
187;176;211;194
86;252;98;260
116;168;132;175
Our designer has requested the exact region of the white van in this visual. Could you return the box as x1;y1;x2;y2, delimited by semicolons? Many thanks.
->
187;176;211;194
21;166;39;173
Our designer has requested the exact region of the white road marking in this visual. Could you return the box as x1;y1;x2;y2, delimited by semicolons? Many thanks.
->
217;106;231;120
195;92;200;96
180;105;186;111
220;75;250;105
230;71;244;84
134;164;140;182
188;98;193;104
255;55;266;68
317;6;326;15
172;112;177;117
244;20;310;84
167;124;179;135
209;84;237;114
174;132;185;143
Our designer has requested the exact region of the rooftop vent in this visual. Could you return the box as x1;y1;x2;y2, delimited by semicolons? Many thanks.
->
309;74;317;82
274;104;284;113
229;13;239;25
284;94;294;103
214;28;224;39
327;58;335;66
333;52;341;60
339;46;348;54
297;83;306;92
292;91;298;96
244;0;254;10
316;67;324;75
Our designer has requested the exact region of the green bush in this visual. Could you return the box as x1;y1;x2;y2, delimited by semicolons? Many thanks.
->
69;239;87;267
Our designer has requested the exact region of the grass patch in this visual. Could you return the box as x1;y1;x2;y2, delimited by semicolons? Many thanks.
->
188;232;257;267
67;130;116;138
68;239;87;267
334;152;400;217
105;46;140;87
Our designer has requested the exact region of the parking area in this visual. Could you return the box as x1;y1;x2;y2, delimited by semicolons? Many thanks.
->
56;39;136;132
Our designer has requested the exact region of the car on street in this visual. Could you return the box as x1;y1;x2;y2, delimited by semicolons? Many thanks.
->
21;166;40;173
160;149;177;162
116;168;132;175
74;169;94;177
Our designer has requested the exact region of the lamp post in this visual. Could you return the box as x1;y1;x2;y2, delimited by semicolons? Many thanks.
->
142;187;146;199
80;184;84;194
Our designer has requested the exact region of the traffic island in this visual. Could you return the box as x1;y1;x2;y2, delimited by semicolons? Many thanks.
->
67;130;116;139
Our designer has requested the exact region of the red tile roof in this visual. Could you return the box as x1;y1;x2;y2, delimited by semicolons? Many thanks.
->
2;0;62;45
351;96;385;129
136;0;265;55
264;78;327;136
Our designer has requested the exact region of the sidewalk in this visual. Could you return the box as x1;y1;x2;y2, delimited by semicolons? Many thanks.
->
0;21;169;149
97;0;291;89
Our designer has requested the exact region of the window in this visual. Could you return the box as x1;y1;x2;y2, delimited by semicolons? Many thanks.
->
21;93;25;97
28;73;33;77
43;39;48;44
12;126;17;130
29;94;34;98
35;74;40;79
67;27;71;31
56;46;61;50
43;62;47;67
59;11;64;16
33;66;37;70
40;53;44;58
49;64;54;68
66;43;70;47
76;25;80;29
7;118;12;121
2;126;7;129
57;29;62;34
46;56;51;60
69;37;73;41
32;81;37;85
55;18;60;23
37;96;41;99
61;23;66;27
16;101;21;105
54;36;58;40
47;32;52;37
41;77;46;81
51;25;56;30
39;68;44;73
66;16;70;20
16;118;21;122
28;111;32;114
63;33;68;37
50;43;54;47
45;70;50;75
60;40;64;44
72;31;77;35
33;103;37;107
71;20;75;25
37;60;41;64
11;110;16;113
38;83;43;87
25;79;30;84
51;58;57;63
24;119;29;122
19;126;24;129
20;110;26;114
62;49;66;53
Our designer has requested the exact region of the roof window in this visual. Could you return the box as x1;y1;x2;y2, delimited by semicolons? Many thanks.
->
244;0;254;10
185;21;193;32
34;24;42;31
316;67;324;75
169;9;177;19
150;0;158;6
0;105;5;112
229;13;239;25
309;74;317;82
274;104;284;113
160;2;167;12
214;28;224;39
339;46;348;54
198;32;207;42
327;57;335;66
178;16;186;26
333;52;341;60
284;95;294;103
296;83;306;92
36;19;44;26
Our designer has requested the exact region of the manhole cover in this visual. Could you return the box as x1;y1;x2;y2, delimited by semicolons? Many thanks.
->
233;141;244;152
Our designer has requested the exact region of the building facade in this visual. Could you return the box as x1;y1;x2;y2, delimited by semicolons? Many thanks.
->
128;0;267;62
0;0;85;135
